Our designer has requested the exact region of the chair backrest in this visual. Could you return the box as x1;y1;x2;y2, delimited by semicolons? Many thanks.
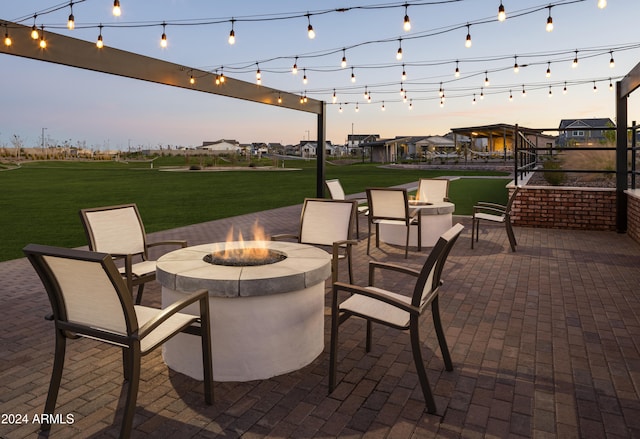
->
366;188;410;223
80;204;147;256
299;198;355;246
412;223;464;307
23;244;138;339
417;178;449;203
325;179;346;200
505;186;521;215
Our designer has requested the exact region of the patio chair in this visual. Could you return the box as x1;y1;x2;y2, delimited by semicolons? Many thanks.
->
271;198;357;284
471;186;520;252
366;187;421;258
80;203;187;304
417;178;450;203
23;244;213;439
328;223;464;414
325;178;368;239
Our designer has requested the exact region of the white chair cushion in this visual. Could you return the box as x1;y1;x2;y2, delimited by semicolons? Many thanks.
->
339;287;411;328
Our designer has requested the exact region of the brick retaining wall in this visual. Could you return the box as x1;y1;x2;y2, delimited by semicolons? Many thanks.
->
513;185;616;231
626;190;640;242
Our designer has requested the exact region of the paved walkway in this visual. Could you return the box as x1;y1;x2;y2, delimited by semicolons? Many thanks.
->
1;202;640;438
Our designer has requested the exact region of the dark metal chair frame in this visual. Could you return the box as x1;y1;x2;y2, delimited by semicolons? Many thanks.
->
366;187;422;259
471;186;521;252
328;223;464;414
23;244;214;439
80;203;187;304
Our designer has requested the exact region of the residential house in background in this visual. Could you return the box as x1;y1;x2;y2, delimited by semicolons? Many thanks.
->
557;118;615;146
199;139;241;154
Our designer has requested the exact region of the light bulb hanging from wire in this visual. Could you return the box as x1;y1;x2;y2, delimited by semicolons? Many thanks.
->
303;68;308;84
513;56;519;73
112;0;121;17
256;63;261;85
498;1;506;21
332;89;337;103
563;81;568;94
609;78;613;91
546;62;551;78
31;15;39;39
546;7;554;32
548;86;553;98
409;99;413;110
509;90;513;101
4;25;12;46
396;38;403;60
572;50;579;68
465;24;472;48
454;60;460;78
522;84;527;98
403;4;411;31
609;51;615;68
39;26;46;49
67;2;75;30
401;64;407;81
593;81;598;93
484;71;490;86
351;67;356;83
96;24;104;48
480;87;485;100
228;19;236;45
598;0;607;8
306;14;315;39
160;22;167;48
341;49;347;68
292;57;298;74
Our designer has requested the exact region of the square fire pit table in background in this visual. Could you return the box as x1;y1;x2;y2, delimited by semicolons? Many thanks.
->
156;241;331;382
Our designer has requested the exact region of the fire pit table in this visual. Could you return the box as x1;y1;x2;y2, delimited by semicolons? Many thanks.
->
156;240;331;382
379;201;455;248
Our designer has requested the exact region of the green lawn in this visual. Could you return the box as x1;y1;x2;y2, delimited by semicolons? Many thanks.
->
0;159;511;261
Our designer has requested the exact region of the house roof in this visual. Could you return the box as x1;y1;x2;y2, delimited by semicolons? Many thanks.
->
558;118;615;129
450;123;543;138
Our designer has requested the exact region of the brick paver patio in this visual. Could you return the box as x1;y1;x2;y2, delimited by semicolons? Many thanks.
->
1;201;639;438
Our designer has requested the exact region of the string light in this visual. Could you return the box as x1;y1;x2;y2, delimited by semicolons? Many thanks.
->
513;56;519;73
303;68;308;84
484;71;490;86
381;101;385;111
338;104;342;112
439;82;444;97
39;26;46;49
341;49;347;68
455;60;460;78
31;15;39;40
548;85;553;98
546;61;551;78
400;82;405;96
440;97;444;108
509;90;513;101
401;64;407;81
190;73;195;85
498;1;506;21
67;2;75;30
160;22;167;48
522;84;526;97
593;81;598;93
403;4;411;31
256;63;261;85
112;0;121;17
465;24;472;48
480;87;485;99
332;89;337;103
364;86;368;99
355;102;360;112
409;99;413;110
396;38;403;61
4;25;12;47
228;19;236;45
306;14;315;39
546;7;553;32
351;67;356;83
277;93;282;104
609;78;613;91
472;93;476;104
96;24;104;48
572;50;579;68
563;81;567;94
609;51;615;68
218;68;225;83
292;57;298;74
597;0;607;8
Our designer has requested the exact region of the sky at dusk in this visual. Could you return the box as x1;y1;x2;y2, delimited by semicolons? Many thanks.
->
1;0;639;150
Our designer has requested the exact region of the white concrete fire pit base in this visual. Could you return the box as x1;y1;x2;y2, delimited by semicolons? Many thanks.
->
156;241;331;382
379;201;455;248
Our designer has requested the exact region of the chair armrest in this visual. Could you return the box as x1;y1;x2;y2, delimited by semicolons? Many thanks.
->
475;202;506;210
473;205;507;216
138;289;208;338
147;240;188;249
368;261;420;286
333;282;419;315
271;234;299;242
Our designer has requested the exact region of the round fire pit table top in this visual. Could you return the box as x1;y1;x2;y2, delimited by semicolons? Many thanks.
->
156;241;331;298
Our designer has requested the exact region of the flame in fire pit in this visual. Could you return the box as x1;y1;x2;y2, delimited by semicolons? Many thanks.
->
204;220;287;266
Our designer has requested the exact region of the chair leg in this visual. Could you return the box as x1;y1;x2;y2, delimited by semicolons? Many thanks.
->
122;348;131;381
328;290;341;393
409;318;438;414
404;225;410;259
41;330;67;432
365;320;373;352
199;298;214;405
135;284;145;305
366;221;372;256
417;216;422;252
470;217;478;249
431;296;453;371
375;223;380;249
120;346;141;439
346;247;353;284
355;211;360;240
505;221;517;252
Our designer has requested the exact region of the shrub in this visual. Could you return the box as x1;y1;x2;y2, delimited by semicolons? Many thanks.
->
542;159;566;185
